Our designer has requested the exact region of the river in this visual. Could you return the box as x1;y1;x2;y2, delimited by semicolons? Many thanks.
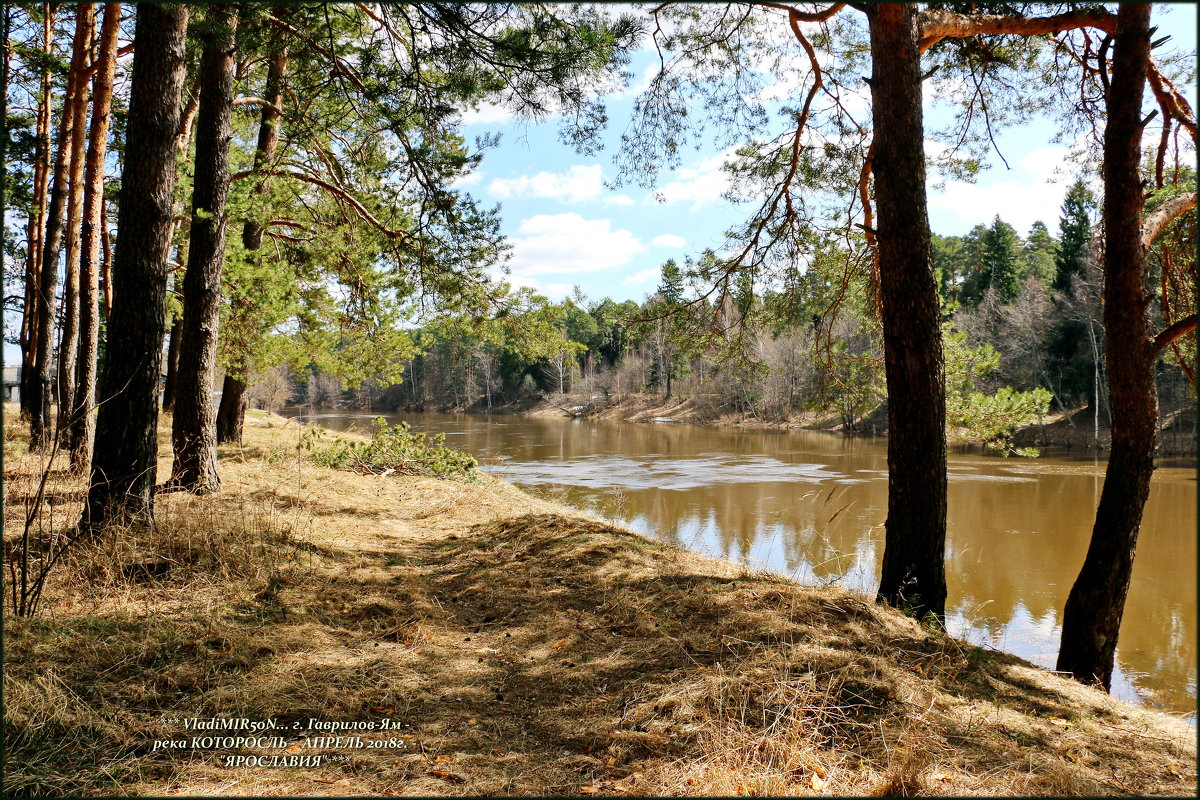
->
282;408;1197;720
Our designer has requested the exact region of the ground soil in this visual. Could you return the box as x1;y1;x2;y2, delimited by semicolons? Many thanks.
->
4;407;1195;796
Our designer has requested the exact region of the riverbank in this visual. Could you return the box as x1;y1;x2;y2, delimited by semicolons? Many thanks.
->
4;408;1195;796
518;392;1197;456
524;391;843;432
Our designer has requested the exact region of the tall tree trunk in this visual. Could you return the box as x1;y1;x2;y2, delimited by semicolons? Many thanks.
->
1057;3;1156;692
162;305;182;413
0;9;9;388
20;3;56;420
170;3;239;493
868;3;948;623
160;78;200;418
216;374;248;444
217;47;287;445
81;4;190;530
56;2;96;440
100;191;112;323
68;1;121;473
30;4;91;449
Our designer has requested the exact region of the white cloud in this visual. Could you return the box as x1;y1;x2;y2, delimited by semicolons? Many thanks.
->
927;139;1097;233
489;164;606;204
507;213;646;277
451;170;484;189
1018;144;1075;182
924;138;954;162
608;63;660;100
655;145;741;210
622;267;661;285
542;283;576;299
461;102;514;126
650;233;686;249
603;194;636;206
499;273;544;293
927;177;1066;234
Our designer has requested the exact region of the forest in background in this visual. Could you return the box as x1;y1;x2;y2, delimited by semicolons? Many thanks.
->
277;181;1195;458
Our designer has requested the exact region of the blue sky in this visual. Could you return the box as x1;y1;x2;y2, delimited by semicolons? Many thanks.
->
454;3;1197;307
4;5;1195;367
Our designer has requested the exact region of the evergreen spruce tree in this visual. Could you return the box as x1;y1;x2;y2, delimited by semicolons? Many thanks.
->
984;216;1022;302
1049;180;1100;404
1021;221;1058;287
1054;179;1096;294
956;223;992;307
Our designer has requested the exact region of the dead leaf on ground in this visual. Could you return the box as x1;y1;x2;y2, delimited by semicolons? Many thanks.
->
429;770;466;783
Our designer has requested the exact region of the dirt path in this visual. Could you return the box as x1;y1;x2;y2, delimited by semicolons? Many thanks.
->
4;414;1195;796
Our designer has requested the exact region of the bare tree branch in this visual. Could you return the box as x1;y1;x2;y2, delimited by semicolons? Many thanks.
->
749;2;846;24
1141;191;1196;249
232;96;284;115
917;8;1117;52
1152;314;1197;355
1147;67;1198;141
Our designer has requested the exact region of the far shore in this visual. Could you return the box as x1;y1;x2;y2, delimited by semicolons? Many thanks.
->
276;392;1198;458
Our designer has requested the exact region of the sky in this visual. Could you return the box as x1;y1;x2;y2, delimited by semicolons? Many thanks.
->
452;3;1198;307
4;4;1196;367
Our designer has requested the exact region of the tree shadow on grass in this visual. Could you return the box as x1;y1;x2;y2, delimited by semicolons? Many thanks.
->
5;512;1193;796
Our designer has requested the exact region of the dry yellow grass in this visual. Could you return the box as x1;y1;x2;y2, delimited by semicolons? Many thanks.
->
3;405;1195;796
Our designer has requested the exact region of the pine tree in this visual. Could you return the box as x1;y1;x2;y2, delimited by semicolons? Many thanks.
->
868;2;948;623
956;223;991;307
658;259;684;304
170;4;239;493
82;4;190;530
1049;180;1101;404
67;1;122;473
1058;3;1158;692
29;5;92;450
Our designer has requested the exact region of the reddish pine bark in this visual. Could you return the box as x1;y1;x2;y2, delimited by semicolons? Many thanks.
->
162;309;183;413
29;5;91;449
68;1;121;473
56;3;96;440
20;5;56;420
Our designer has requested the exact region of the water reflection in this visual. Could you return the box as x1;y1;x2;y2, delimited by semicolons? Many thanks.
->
286;409;1196;719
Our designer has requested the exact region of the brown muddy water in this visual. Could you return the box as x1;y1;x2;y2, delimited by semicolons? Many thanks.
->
283;409;1197;720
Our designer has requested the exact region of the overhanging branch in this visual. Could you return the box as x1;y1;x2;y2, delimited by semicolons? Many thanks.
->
231;168;415;245
1152;314;1197;355
1141;191;1196;249
917;8;1117;52
233;97;285;116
